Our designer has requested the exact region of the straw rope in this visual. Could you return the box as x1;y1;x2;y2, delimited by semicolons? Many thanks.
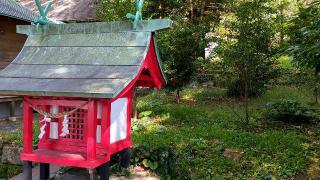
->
26;101;88;118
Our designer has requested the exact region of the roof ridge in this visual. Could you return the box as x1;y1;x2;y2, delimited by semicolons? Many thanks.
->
17;19;172;35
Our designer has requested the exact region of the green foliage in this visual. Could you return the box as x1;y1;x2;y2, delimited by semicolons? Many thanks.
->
132;145;176;178
97;0;135;21
133;86;319;179
287;0;320;74
218;0;277;98
97;0;223;93
227;78;268;97
0;164;22;179
158;21;207;92
0;120;40;147
277;55;293;70
265;98;319;123
138;110;152;119
270;55;316;86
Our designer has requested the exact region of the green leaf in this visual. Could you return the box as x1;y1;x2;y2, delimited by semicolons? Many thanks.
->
149;162;159;170
142;159;150;168
139;111;153;118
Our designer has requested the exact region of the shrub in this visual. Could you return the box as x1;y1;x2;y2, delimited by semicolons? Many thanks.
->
109;145;176;178
227;79;268;97
264;99;319;123
132;145;176;179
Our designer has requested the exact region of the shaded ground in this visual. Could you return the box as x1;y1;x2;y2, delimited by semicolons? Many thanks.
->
53;167;158;180
11;165;159;180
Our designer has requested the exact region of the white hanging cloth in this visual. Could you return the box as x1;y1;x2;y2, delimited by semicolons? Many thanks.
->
38;115;51;139
60;115;69;137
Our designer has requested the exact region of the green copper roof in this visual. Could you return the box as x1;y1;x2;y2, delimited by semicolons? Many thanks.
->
17;19;172;35
0;20;171;98
0;0;39;22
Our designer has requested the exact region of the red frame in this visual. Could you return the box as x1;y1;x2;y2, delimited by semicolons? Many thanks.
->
19;37;165;169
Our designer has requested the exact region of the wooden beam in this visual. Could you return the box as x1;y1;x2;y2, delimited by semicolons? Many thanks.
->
23;100;33;153
87;100;97;161
25;98;88;109
101;100;110;149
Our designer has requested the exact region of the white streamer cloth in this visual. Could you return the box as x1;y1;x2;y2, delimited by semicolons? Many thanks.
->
60;115;69;137
38;115;51;139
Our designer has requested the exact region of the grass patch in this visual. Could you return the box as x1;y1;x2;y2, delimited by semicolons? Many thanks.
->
133;86;320;179
0;119;40;147
0;163;22;179
0;120;40;179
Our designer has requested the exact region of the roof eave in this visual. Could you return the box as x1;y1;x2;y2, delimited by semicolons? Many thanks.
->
0;90;114;99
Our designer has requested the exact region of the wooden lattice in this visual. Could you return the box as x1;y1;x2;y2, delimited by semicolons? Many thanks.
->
61;107;86;143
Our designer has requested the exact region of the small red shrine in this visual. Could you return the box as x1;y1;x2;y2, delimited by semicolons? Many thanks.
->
0;19;171;179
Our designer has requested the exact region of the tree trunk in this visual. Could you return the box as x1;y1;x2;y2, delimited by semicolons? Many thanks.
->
314;75;320;104
159;0;164;18
244;67;250;124
190;0;194;18
200;0;206;18
315;85;319;104
175;89;181;104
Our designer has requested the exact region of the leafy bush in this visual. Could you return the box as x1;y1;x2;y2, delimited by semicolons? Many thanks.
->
225;58;280;98
227;79;268;97
264;99;319;123
109;145;176;178
132;145;176;178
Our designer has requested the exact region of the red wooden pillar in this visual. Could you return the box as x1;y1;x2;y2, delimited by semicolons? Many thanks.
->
101;100;110;149
87;100;97;161
23;100;33;153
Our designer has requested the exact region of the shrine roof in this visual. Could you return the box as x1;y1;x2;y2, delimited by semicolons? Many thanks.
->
0;0;39;22
0;19;171;98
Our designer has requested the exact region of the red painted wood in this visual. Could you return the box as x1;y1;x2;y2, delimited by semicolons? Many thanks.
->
22;99;34;154
126;91;133;141
38;143;108;155
21;149;110;169
144;38;165;89
101;100;110;149
109;138;133;155
87;100;97;161
135;81;155;87
25;98;88;109
139;74;153;81
113;37;165;100
38;105;88;153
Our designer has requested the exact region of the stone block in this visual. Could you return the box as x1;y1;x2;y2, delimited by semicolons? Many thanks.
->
1;145;22;165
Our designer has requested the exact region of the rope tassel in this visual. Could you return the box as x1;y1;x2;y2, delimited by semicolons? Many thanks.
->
38;115;51;139
60;115;69;137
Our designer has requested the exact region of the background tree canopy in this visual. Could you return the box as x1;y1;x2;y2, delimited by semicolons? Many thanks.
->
97;0;319;103
93;1;320;179
98;0;224;102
